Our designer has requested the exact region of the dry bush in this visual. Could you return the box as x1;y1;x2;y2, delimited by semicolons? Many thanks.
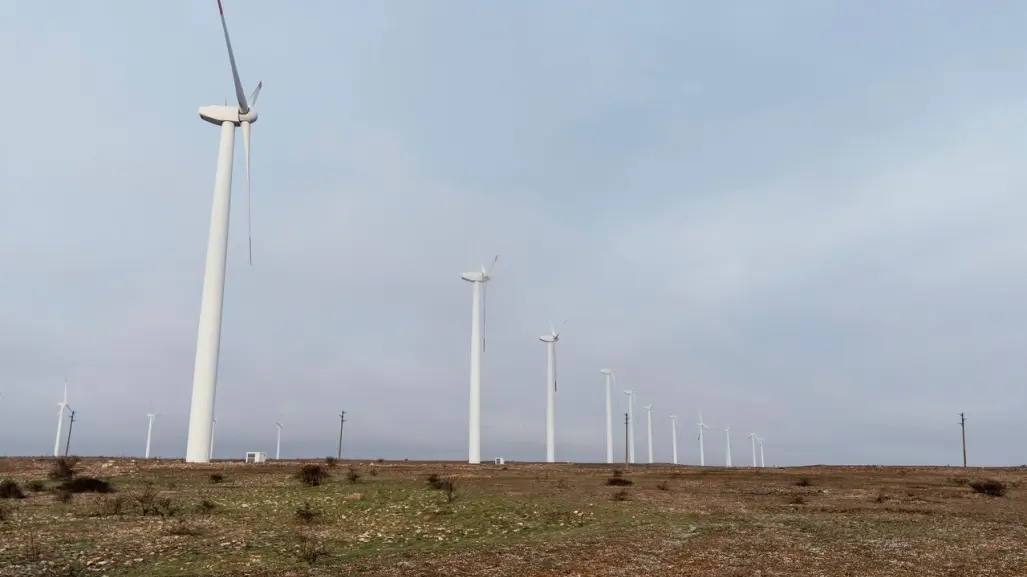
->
297;464;330;487
136;483;178;517
26;480;47;493
208;473;225;484
0;502;11;522
48;457;80;482
324;456;338;468
426;473;444;490
611;489;630;502
295;531;329;566
606;470;633;487
950;476;970;486
197;499;218;515
295;501;321;524
656;481;670;491
60;477;114;494
790;495;806;505
91;494;127;518
54;488;74;504
795;477;812;487
165;520;203;537
0;479;25;499
346;467;361;484
970;479;1007;497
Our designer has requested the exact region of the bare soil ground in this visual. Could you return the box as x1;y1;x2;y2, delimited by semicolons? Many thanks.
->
0;458;1025;576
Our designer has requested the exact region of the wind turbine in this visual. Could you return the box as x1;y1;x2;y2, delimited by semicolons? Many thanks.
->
461;255;498;465
669;415;679;465
539;321;563;463
185;0;264;464
757;436;765;467
725;427;732;467
623;389;636;463
275;421;283;460
696;410;709;467
53;381;68;458
643;404;654;464
144;405;159;459
600;369;614;464
748;433;758;467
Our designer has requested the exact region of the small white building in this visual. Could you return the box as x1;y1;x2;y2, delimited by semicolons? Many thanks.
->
494;457;505;465
245;452;267;464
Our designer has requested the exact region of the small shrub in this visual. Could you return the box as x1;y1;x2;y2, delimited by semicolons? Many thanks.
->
0;502;10;523
48;457;79;482
296;464;330;487
656;481;670;491
426;473;444;490
136;483;178;517
376;458;385;464
0;479;25;500
324;456;338;468
369;468;379;477
790;495;806;505
875;492;888;503
606;476;633;487
60;477;114;494
951;476;970;486
197;499;218;515
166;521;203;537
440;479;457;503
91;494;126;518
26;480;47;493
54;488;73;504
611;489;630;502
970;479;1007;497
795;477;812;487
295;501;321;524
209;473;225;484
346;467;361;484
296;531;329;566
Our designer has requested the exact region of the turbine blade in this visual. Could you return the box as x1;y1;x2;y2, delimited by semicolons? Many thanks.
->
248;80;263;107
242;120;253;265
216;0;249;113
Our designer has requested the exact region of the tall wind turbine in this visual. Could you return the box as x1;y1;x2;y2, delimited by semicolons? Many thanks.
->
185;0;264;464
748;433;757;467
643;404;654;464
757;436;765;467
669;414;679;465
539;321;563;463
53;381;68;458
275;421;283;460
623;389;636;464
144;406;159;459
599;369;614;464
725;427;733;467
462;255;498;465
696;410;709;467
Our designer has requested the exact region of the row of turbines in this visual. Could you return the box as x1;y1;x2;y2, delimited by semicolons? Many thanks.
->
461;259;768;467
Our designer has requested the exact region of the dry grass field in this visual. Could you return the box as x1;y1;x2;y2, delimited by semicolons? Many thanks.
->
0;457;1025;576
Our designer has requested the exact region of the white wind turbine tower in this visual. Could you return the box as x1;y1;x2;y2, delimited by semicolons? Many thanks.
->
53;381;68;458
725;427;733;467
185;0;264;463
539;321;563;463
757;436;765;467
669;414;679;465
623;389;636;463
599;369;615;464
696;410;709;467
209;416;217;460
751;431;759;468
643;404;654;464
144;404;159;459
275;421;283;460
461;255;498;465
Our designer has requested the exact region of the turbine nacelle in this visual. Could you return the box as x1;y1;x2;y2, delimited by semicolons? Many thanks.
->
461;271;489;283
539;334;558;343
199;105;258;126
600;368;612;375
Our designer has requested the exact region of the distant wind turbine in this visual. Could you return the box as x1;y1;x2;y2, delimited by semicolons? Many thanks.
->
53;381;69;458
757;436;765;467
600;369;615;464
185;0;264;464
696;410;709;467
669;414;680;465
145;404;159;459
623;389;636;464
725;427;732;467
275;421;283;460
643;404;654;464
461;255;498;465
748;433;757;467
539;321;564;463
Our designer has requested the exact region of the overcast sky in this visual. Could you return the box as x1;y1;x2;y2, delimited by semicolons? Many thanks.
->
1;1;1026;467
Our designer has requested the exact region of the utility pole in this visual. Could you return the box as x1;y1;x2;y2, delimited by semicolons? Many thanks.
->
624;412;630;466
337;411;346;461
64;409;77;457
959;412;967;468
